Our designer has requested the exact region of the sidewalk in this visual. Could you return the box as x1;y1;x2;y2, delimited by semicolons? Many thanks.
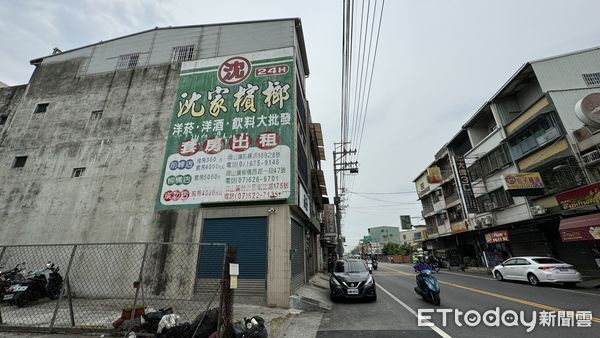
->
0;273;333;338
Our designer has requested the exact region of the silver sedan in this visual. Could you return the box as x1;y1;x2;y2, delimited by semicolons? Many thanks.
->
492;256;582;287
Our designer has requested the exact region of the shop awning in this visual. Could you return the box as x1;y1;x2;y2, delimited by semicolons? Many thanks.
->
559;213;600;242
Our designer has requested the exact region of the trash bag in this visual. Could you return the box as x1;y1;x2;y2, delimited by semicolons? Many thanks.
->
243;316;267;338
232;321;246;338
157;314;181;334
190;308;220;338
143;308;174;333
157;322;192;338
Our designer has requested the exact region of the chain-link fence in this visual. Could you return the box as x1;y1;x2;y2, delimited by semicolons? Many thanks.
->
0;242;227;334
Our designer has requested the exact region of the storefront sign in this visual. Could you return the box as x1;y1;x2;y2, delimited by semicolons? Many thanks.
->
454;156;478;213
427;166;442;184
559;213;600;242
555;182;600;211
156;48;295;209
484;230;509;243
323;204;336;235
298;183;311;218
451;221;468;234
501;172;544;196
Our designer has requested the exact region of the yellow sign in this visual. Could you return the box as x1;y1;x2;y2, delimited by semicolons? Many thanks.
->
502;172;544;190
230;275;238;289
427;166;443;184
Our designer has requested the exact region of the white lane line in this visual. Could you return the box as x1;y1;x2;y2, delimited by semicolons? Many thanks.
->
550;287;600;297
377;284;452;338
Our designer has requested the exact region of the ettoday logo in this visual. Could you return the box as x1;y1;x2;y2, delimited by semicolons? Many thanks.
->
417;308;593;332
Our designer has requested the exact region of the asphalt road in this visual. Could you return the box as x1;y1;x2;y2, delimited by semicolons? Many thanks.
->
317;263;600;337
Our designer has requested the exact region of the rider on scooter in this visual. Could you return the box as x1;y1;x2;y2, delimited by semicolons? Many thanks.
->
414;257;432;292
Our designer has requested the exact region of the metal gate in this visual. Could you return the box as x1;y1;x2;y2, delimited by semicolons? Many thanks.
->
200;217;267;297
509;228;548;257
291;219;305;292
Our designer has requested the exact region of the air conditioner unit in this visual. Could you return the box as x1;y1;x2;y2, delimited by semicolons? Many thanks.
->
530;205;547;216
475;219;483;228
484;215;493;225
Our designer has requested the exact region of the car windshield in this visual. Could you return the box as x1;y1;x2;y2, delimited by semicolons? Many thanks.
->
334;260;368;273
532;258;563;264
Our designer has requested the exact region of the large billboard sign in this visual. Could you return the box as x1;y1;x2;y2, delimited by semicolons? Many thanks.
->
157;48;295;210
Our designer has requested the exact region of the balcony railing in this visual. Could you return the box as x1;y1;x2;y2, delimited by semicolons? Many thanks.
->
582;149;600;166
445;192;459;205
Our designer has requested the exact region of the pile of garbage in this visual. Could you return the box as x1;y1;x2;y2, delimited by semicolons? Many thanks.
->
122;307;268;338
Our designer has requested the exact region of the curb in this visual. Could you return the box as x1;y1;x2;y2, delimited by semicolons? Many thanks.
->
289;295;332;312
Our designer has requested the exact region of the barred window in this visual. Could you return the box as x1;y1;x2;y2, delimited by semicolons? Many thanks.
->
476;188;512;212
171;45;195;63
582;72;600;87
116;53;140;69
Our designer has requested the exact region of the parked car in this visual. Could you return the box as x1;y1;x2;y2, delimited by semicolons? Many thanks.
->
329;259;377;301
492;257;582;287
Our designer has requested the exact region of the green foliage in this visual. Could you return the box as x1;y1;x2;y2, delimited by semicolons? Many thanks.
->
382;242;400;255
398;243;415;256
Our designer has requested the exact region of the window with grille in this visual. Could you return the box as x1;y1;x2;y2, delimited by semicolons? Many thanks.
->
72;167;86;178
34;103;49;114
91;110;103;119
171;45;195;63
582;72;600;87
13;156;27;168
0;115;7;125
116;53;140;69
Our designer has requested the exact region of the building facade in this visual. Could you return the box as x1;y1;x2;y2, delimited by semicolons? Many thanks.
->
0;19;331;307
416;47;600;274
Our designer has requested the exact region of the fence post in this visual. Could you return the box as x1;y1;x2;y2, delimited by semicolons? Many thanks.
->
129;243;149;329
50;244;78;331
219;246;236;337
0;246;5;324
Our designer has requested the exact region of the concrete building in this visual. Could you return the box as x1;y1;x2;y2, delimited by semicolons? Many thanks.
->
367;226;401;244
416;46;600;274
0;18;331;307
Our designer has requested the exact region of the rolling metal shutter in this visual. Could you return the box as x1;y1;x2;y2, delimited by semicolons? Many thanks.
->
291;219;305;292
198;217;267;297
508;229;548;257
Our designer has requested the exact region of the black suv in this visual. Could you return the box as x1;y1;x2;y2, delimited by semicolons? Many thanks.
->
329;258;377;301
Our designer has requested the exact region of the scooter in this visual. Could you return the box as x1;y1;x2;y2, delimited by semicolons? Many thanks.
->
431;261;440;273
372;260;378;271
414;269;441;306
0;263;26;300
5;262;63;307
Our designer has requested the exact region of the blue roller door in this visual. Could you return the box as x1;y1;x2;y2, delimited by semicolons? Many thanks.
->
199;217;267;281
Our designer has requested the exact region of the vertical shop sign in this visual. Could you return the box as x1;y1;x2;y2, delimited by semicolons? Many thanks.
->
157;48;295;209
454;156;478;213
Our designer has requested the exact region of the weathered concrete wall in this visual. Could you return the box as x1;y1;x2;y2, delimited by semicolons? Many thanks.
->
0;58;186;244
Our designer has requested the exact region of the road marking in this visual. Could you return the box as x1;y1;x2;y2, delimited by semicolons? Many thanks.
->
380;266;600;323
377;283;452;338
386;265;600;298
550;287;600;297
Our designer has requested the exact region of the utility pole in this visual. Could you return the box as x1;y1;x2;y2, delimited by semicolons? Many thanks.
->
333;142;359;257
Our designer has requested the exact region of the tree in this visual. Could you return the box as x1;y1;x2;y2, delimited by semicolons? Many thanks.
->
398;243;415;256
382;242;401;255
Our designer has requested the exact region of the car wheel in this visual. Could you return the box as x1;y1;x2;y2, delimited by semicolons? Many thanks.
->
494;271;504;281
563;282;577;288
527;273;540;286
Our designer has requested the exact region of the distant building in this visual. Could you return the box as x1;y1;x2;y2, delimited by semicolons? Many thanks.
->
368;226;401;244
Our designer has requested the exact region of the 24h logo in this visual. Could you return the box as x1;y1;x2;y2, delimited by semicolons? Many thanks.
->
218;56;251;85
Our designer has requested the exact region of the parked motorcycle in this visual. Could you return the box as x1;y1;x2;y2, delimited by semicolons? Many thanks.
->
4;262;63;307
414;268;441;306
0;262;26;300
